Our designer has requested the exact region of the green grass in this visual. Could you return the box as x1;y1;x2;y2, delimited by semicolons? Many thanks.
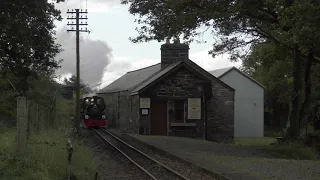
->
233;137;318;160
54;99;76;130
234;137;277;147
0;128;95;180
262;143;318;160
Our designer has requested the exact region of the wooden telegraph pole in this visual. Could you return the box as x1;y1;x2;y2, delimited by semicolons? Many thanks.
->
67;9;89;133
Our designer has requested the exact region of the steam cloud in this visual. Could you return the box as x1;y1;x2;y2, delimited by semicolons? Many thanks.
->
54;0;117;86
55;27;112;86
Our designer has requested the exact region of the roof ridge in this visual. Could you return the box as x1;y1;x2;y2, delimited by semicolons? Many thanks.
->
127;63;160;73
209;66;234;72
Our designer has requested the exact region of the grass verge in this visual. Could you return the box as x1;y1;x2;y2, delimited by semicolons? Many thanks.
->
234;137;277;146
261;143;318;160
234;137;318;160
0;127;95;180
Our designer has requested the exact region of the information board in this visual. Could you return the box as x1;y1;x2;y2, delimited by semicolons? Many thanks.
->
140;98;150;108
188;98;201;119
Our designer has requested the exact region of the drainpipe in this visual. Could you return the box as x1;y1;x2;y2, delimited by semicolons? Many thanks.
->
203;94;207;140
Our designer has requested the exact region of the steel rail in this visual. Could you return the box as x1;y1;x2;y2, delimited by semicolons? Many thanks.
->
102;129;190;180
93;129;157;180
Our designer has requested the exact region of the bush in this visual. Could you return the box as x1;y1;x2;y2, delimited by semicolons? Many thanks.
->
262;142;318;160
272;131;282;137
0;128;95;180
54;98;76;130
304;131;320;154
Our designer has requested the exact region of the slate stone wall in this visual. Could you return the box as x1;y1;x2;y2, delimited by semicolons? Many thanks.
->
160;43;189;69
149;64;235;141
126;94;140;133
118;91;129;132
101;63;234;141
206;82;234;141
149;66;206;138
187;62;235;141
99;91;136;132
99;92;118;128
153;66;205;98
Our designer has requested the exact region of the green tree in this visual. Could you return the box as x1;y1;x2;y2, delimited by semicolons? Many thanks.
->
243;41;320;133
0;75;18;120
63;75;93;94
0;0;64;93
242;42;292;126
122;0;320;139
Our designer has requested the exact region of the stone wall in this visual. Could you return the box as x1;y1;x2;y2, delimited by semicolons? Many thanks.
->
154;66;205;97
118;91;129;131
101;62;234;140
206;82;234;141
186;61;235;141
99;92;118;128
99;91;132;131
160;43;189;69
126;94;140;133
149;66;206;138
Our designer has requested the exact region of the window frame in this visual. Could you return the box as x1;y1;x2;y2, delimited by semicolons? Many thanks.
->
173;100;187;123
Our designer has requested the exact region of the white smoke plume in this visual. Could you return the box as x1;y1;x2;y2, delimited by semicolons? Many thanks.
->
55;26;112;86
53;0;118;86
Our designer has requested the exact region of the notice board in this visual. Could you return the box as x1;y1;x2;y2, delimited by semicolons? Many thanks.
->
140;98;150;108
188;98;201;119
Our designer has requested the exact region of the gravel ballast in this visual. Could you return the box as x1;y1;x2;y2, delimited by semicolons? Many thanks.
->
82;129;151;180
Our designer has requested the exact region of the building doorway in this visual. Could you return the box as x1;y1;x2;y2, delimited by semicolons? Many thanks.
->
151;101;167;135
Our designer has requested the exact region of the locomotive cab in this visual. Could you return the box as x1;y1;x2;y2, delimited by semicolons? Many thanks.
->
81;96;108;128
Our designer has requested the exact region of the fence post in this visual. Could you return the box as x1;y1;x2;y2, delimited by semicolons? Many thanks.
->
48;106;51;126
39;106;43;132
66;138;74;180
35;104;39;133
46;108;49;129
44;108;47;129
26;100;32;139
53;99;56;125
16;96;28;153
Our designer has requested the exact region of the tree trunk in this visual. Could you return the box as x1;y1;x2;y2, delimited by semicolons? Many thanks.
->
299;48;313;131
285;44;303;140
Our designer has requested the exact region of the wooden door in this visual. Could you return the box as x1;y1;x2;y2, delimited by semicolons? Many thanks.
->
151;101;167;135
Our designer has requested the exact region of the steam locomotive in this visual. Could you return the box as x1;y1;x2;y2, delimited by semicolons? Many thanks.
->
80;96;108;128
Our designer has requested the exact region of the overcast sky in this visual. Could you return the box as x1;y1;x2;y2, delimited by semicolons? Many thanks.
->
53;0;241;89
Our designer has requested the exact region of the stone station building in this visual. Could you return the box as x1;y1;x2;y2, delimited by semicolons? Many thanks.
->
98;40;235;141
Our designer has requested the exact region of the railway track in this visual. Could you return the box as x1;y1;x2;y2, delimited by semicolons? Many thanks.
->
93;129;190;180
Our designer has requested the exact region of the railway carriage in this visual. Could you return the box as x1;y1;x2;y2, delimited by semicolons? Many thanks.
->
80;96;108;128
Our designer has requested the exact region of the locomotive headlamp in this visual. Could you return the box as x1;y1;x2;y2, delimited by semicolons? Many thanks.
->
84;115;89;119
101;115;106;119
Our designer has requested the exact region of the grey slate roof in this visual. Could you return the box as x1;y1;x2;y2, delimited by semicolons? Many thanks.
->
209;66;265;88
130;62;181;94
98;63;161;93
99;62;263;94
208;67;233;78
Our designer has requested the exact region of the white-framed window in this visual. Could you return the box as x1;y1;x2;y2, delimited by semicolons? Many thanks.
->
168;100;188;123
174;101;185;123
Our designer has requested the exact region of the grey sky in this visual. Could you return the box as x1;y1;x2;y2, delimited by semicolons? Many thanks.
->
53;1;241;88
